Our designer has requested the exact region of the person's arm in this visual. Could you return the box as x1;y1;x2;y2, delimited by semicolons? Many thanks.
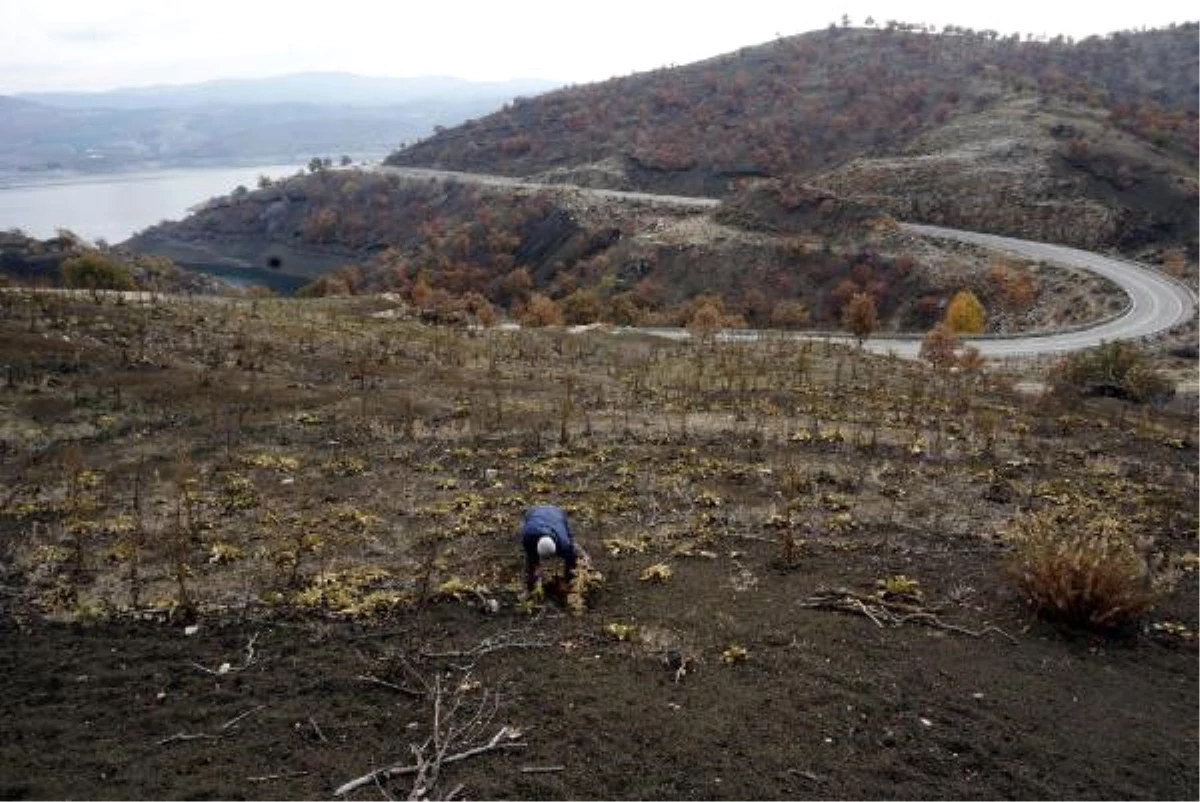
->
562;541;578;584
560;510;578;582
524;543;541;591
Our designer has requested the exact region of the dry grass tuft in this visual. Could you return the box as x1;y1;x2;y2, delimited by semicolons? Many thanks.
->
1002;501;1172;631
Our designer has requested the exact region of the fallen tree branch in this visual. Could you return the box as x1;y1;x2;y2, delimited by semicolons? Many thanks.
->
798;588;1016;642
333;726;525;797
419;629;553;660
521;765;565;774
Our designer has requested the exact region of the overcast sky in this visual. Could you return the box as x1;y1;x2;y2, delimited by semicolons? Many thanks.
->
3;0;1195;94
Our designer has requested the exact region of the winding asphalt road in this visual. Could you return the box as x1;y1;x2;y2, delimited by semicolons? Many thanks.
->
875;224;1198;359
381;166;1197;359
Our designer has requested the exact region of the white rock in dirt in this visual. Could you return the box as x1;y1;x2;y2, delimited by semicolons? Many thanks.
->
184;624;200;636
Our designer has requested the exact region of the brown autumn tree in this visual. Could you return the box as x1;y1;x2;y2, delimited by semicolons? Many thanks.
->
561;289;604;325
770;299;811;329
687;299;725;343
919;323;960;371
521;294;564;327
841;292;878;347
1162;248;1187;278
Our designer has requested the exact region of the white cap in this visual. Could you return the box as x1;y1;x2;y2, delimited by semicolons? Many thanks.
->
536;536;557;558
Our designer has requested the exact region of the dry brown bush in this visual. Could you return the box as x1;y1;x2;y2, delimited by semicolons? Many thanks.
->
1002;501;1170;631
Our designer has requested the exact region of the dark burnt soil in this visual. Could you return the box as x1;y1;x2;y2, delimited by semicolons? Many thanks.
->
0;294;1196;800
1;539;1196;801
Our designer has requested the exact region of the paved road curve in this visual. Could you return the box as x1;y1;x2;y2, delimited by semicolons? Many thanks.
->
380;166;1196;359
886;224;1198;359
378;165;719;210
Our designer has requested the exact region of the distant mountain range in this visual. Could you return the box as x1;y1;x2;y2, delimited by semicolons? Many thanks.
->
0;72;563;173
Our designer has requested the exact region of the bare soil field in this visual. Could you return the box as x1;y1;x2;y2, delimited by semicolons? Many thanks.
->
0;291;1195;800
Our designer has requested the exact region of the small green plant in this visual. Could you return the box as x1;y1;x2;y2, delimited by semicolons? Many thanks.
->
567;565;604;615
322;455;368;477
721;644;748;664
639;563;673;583
875;575;924;602
1053;341;1174;404
208;542;244;565
604;622;639;641
1002;501;1170;631
604;536;648;557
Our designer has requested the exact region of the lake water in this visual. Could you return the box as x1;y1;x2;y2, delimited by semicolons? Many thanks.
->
0;164;305;244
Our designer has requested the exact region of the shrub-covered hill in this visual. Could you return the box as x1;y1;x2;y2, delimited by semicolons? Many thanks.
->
0;230;226;295
126;166;1131;335
386;23;1198;254
126;169;922;327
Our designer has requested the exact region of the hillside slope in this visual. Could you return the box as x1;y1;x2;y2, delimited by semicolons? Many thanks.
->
125;166;1131;335
385;24;1198;253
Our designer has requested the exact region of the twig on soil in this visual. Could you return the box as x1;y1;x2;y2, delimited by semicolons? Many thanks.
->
727;532;778;545
373;771;395;802
243;631;260;665
156;703;266;746
191;632;262;675
247;770;309;782
850;598;885;628
521;765;565;774
221;704;266;731
156;731;221;746
419;629;553;659
797;588;1017;642
309;717;328;743
357;674;423;697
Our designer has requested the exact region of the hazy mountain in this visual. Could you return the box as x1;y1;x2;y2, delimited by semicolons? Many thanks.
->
17;72;561;110
0;73;563;173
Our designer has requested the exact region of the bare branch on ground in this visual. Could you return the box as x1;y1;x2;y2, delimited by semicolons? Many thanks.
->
221;704;266;731
419;628;553;659
356;674;423;697
334;674;526;798
191;631;262;675
797;588;1017;642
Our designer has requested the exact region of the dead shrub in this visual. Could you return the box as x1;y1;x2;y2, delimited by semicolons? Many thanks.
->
1052;340;1174;404
1002;502;1171;631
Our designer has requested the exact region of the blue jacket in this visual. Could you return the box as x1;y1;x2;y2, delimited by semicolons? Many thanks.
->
521;505;577;588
